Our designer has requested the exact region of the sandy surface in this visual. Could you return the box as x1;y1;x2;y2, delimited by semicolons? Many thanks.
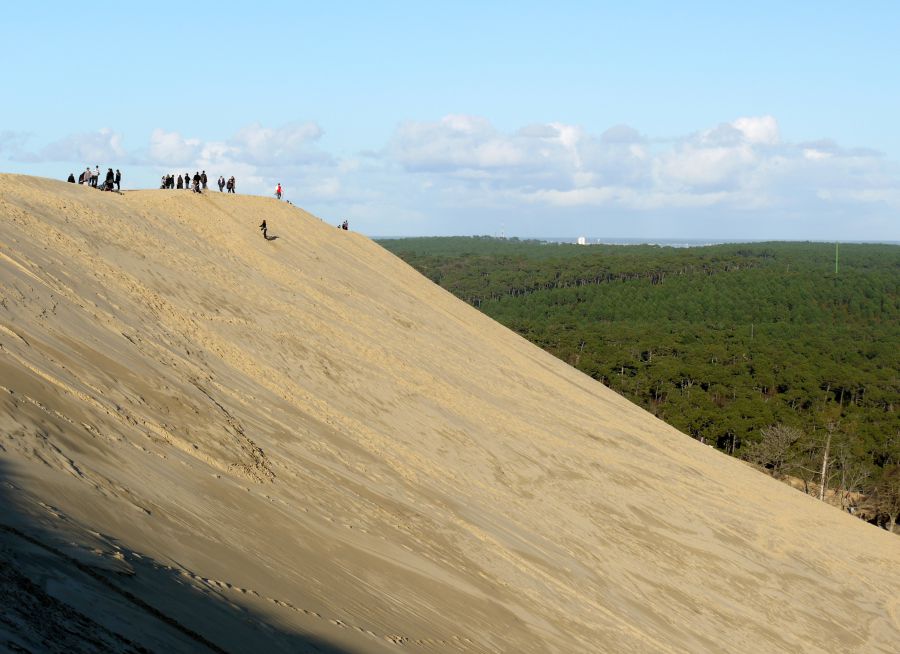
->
1;173;898;653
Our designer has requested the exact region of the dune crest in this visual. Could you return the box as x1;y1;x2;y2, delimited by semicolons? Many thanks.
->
1;174;898;653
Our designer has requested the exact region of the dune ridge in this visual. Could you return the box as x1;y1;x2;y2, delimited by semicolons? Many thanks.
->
1;174;898;653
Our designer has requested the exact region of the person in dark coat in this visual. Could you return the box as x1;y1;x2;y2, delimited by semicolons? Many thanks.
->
177;174;183;189
114;169;121;190
67;173;75;183
184;172;191;189
218;175;225;192
259;220;267;239
201;170;208;189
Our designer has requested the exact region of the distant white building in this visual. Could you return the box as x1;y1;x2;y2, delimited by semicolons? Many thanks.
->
577;236;587;245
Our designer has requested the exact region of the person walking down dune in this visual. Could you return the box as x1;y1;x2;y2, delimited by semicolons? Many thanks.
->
218;175;225;192
275;183;282;200
259;220;267;239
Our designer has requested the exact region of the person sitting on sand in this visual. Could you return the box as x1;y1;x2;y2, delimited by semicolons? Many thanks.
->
67;173;75;183
259;220;267;239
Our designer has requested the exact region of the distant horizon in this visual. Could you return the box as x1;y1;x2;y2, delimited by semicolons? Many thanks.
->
374;234;900;246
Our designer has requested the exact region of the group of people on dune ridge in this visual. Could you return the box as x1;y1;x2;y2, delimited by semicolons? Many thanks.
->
68;166;120;191
64;170;351;240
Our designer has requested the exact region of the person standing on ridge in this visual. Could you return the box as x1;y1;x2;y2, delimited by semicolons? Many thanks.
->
184;172;191;189
201;170;208;189
115;169;121;190
275;183;282;200
218;175;225;192
93;165;100;187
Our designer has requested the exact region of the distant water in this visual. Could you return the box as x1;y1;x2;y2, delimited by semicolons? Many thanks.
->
543;237;751;247
375;236;899;247
539;237;900;247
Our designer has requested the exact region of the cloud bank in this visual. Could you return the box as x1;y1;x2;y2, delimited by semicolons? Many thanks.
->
3;116;898;238
386;114;898;215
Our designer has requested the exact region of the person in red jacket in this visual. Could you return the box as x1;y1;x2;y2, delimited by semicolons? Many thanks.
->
275;183;282;200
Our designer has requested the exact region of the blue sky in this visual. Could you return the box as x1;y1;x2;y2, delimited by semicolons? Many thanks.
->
2;1;898;240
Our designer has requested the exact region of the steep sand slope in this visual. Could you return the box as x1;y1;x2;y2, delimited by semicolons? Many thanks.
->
1;174;898;653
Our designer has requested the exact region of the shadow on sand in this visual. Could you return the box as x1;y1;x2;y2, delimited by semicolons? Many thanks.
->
0;461;357;654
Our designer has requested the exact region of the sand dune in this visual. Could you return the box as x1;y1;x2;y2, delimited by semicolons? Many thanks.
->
1;174;898;653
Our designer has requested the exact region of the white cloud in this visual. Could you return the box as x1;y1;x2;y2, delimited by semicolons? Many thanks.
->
658;143;757;190
10;128;127;164
148;129;204;165
803;148;832;161
229;122;328;166
0;130;30;155
732;115;780;145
